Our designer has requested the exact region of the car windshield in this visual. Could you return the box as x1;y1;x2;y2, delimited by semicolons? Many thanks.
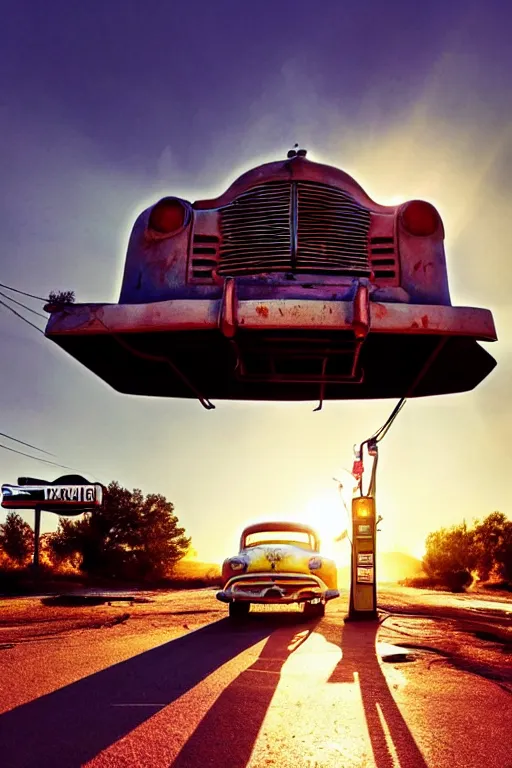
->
244;530;315;550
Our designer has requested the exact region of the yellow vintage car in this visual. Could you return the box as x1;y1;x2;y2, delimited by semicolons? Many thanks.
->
217;522;339;619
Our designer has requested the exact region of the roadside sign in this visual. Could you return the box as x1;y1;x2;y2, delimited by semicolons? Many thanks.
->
1;483;103;514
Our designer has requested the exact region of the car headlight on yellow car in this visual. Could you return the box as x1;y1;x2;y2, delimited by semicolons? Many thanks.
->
228;557;248;572
308;557;322;570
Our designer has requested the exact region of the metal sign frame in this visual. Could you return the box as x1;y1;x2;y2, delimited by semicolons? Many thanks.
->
1;483;103;510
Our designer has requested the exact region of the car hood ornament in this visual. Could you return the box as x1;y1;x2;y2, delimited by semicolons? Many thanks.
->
287;143;307;159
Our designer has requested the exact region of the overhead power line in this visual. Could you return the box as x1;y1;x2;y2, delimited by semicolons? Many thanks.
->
0;284;105;483
0;432;56;456
0;291;47;319
0;299;45;335
0;281;48;302
0;441;106;485
0;442;81;471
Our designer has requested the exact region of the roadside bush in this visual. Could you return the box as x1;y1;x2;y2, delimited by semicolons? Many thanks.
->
422;522;476;591
419;512;512;592
48;482;190;581
399;575;448;590
0;513;33;566
443;569;473;592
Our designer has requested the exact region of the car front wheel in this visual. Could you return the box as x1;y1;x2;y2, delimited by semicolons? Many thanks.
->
229;601;251;620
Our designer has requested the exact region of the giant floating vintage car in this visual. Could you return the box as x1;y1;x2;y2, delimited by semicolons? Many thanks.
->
44;148;497;406
216;522;339;619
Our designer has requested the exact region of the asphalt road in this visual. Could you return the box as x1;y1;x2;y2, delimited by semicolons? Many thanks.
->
0;586;511;767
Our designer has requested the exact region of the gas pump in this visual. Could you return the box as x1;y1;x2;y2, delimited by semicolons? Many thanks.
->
348;495;377;619
347;436;381;620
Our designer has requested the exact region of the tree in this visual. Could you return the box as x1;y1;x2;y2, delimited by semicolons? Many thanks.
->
473;512;512;583
133;492;190;579
473;512;510;581
47;290;75;305
422;521;477;591
47;518;83;569
0;512;33;565
421;512;512;590
495;523;512;582
48;481;190;581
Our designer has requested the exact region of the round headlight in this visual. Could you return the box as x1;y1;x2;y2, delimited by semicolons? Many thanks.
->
228;557;248;572
400;200;440;237
148;197;190;236
309;557;322;571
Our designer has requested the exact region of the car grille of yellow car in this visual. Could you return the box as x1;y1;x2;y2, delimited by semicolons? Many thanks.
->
231;575;321;598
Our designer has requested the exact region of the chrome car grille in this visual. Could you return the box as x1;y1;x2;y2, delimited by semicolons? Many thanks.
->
230;574;322;600
218;181;371;277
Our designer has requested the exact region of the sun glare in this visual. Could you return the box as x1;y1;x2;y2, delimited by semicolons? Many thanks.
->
293;479;356;565
411;543;427;561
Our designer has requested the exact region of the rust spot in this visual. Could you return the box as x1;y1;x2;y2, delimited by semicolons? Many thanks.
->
411;321;419;329
423;261;434;274
240;318;245;325
329;308;333;314
256;305;269;318
373;303;387;319
278;308;284;316
421;315;429;328
413;260;422;272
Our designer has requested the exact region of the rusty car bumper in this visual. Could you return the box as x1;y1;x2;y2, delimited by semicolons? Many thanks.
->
216;572;340;604
44;288;497;403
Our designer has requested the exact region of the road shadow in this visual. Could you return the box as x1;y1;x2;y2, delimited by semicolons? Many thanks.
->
321;619;429;768
171;613;318;767
0;614;309;768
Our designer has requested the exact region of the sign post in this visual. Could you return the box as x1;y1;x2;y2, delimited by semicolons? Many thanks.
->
348;495;378;620
33;506;42;573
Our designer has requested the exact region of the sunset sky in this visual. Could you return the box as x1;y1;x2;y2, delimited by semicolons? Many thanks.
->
1;1;511;564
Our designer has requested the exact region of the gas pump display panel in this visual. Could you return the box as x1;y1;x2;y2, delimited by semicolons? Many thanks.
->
356;566;374;584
